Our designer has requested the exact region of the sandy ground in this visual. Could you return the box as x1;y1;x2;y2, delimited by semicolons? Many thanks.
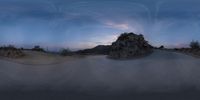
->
0;50;200;100
0;51;76;65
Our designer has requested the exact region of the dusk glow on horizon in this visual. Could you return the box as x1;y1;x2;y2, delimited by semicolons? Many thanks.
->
0;0;200;50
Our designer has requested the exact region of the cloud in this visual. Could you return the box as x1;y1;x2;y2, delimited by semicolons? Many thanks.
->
90;34;118;45
104;21;130;30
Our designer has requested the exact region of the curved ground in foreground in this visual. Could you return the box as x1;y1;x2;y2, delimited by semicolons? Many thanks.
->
0;50;200;100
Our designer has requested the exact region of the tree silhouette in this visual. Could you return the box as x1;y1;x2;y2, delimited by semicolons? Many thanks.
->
60;48;72;56
190;41;199;49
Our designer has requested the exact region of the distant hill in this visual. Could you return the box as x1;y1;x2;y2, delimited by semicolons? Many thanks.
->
76;45;111;55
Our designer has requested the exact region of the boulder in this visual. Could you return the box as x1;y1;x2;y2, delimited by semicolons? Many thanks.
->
109;32;152;59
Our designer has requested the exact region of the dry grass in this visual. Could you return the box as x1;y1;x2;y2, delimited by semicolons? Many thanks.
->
0;50;77;65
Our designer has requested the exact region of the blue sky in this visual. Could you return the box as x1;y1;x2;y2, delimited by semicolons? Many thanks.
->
0;0;200;50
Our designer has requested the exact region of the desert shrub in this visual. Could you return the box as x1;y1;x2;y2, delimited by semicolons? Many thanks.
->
174;48;179;51
0;45;24;58
60;48;72;56
190;41;200;50
0;45;17;50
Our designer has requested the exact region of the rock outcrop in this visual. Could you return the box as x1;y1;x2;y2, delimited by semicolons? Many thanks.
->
109;32;152;59
0;46;24;58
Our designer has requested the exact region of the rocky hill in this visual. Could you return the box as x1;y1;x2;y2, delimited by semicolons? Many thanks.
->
109;32;152;59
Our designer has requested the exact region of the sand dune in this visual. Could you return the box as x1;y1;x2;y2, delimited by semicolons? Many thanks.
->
0;50;200;100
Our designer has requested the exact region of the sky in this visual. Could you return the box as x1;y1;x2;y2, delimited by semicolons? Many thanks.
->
0;0;200;50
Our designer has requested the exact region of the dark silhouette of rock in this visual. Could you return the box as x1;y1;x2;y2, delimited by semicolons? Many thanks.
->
109;32;152;59
159;45;164;49
76;45;111;55
0;45;24;58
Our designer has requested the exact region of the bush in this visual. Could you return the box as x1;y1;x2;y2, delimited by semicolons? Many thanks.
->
190;41;200;49
0;45;17;50
0;45;24;58
60;48;72;56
